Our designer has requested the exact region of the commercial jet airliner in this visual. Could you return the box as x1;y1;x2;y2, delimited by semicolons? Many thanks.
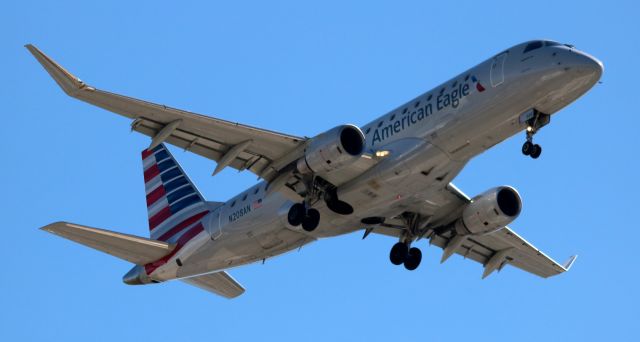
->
28;40;602;298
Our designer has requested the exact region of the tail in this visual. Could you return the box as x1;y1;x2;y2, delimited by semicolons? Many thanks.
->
142;143;209;242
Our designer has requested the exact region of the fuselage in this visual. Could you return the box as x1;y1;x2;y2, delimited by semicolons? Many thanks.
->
149;40;602;281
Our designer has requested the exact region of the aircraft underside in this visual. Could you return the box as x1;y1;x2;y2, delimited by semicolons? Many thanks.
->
30;39;602;297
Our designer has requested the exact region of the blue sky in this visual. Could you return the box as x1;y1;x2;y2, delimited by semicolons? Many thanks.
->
2;1;639;341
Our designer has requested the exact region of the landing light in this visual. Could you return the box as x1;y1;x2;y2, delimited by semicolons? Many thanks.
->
375;150;390;158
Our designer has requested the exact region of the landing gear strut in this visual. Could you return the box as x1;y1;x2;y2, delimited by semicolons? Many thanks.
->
521;109;549;159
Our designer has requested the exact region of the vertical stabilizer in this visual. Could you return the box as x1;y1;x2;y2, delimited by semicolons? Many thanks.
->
142;144;209;243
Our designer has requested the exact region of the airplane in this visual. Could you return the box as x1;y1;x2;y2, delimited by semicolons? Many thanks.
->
28;40;602;298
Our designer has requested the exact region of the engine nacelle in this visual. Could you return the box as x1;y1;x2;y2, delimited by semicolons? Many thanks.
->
455;186;522;235
297;124;365;174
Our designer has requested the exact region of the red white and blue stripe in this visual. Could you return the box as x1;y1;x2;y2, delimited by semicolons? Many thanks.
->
141;144;209;274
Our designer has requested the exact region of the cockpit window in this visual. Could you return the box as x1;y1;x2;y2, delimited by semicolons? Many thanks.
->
545;41;561;47
523;41;543;53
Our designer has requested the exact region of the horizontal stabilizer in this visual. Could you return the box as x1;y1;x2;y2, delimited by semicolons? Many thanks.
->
182;271;245;299
41;222;175;265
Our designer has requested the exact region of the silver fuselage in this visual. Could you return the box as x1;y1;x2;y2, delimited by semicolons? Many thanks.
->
149;41;602;281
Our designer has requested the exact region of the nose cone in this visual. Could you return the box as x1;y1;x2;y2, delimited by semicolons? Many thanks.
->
572;50;604;81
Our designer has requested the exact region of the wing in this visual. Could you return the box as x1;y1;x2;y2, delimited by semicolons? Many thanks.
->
26;44;306;181
182;271;245;298
369;183;576;278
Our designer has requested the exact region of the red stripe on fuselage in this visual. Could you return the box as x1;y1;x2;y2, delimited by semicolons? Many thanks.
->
146;186;166;207
144;222;205;274
144;164;160;183
157;210;209;242
149;206;171;230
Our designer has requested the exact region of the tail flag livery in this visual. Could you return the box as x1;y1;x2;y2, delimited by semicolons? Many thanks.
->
142;144;209;242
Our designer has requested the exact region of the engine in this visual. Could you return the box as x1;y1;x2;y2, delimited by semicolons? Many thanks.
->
455;186;522;235
297;124;366;174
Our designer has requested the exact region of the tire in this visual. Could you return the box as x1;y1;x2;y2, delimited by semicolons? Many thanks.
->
287;203;305;226
404;247;422;271
302;208;320;232
389;242;409;265
522;141;533;156
530;144;542;159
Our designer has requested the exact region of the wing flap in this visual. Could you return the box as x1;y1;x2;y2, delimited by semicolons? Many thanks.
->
474;227;572;277
182;271;245;298
41;222;175;265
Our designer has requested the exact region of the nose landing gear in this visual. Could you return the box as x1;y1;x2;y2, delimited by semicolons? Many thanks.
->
520;110;550;159
522;136;542;159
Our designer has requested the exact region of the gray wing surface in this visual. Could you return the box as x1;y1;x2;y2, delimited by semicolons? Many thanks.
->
26;44;306;181
370;183;576;278
182;271;245;298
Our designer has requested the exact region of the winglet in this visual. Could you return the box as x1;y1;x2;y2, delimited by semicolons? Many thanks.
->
25;44;87;96
562;255;578;271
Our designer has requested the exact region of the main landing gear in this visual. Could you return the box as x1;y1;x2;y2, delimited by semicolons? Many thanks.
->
287;203;320;232
286;177;354;232
389;242;423;271
387;212;429;271
521;109;550;160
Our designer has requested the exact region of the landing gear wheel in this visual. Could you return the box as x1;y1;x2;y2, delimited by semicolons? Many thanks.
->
389;242;409;265
301;208;320;232
530;144;542;159
403;247;422;271
522;141;533;156
287;203;305;226
521;110;550;159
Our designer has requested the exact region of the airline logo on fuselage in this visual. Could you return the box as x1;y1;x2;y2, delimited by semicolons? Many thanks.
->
371;76;485;146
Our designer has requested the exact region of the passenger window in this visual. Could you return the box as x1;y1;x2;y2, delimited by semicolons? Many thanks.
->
390;114;396;121
523;41;543;53
231;200;236;207
242;194;248;201
254;187;260;194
